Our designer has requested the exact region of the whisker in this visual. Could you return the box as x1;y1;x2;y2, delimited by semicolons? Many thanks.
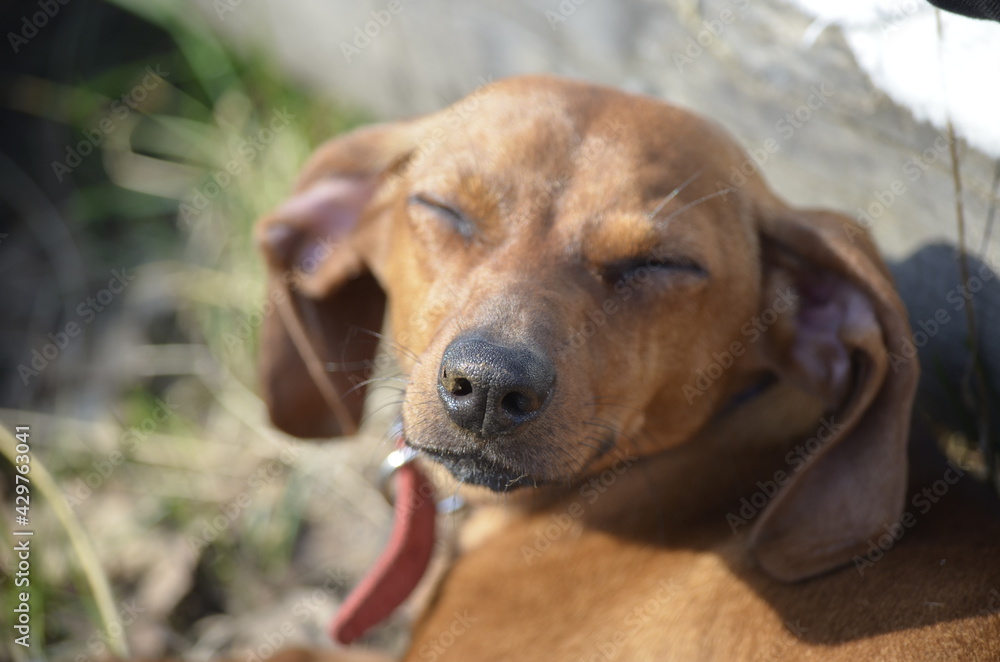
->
342;376;411;398
647;167;706;221
348;326;420;361
655;187;735;230
582;419;619;433
585;400;645;415
359;400;406;426
363;384;407;398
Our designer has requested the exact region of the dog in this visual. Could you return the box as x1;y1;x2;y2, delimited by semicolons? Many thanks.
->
252;76;1000;661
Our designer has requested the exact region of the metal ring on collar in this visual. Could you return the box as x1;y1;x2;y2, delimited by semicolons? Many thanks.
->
377;446;466;514
378;446;419;503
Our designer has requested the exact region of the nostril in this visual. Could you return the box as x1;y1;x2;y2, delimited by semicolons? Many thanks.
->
501;391;538;416
438;335;555;436
442;367;475;397
451;377;473;397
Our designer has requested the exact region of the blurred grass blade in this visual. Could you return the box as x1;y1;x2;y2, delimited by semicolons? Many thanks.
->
0;422;129;659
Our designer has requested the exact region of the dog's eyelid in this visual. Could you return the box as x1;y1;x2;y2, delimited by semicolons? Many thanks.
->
408;192;457;215
600;253;708;284
648;255;707;274
408;192;476;238
632;251;706;272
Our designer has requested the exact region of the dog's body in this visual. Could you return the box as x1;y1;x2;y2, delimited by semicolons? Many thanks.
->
255;76;1000;661
405;433;1000;661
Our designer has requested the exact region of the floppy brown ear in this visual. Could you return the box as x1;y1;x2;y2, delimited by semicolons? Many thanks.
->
748;206;919;581
255;124;411;438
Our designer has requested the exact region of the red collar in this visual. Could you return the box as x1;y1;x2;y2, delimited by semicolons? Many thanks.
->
329;440;437;644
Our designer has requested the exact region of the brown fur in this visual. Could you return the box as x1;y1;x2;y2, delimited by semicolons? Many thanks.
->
252;76;1000;661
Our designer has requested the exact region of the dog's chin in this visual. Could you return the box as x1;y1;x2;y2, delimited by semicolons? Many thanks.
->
411;445;545;493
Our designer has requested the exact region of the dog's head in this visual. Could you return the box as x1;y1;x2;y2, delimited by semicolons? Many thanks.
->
255;76;917;580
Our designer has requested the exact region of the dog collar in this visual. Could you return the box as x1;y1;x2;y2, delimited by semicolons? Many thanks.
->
329;438;438;645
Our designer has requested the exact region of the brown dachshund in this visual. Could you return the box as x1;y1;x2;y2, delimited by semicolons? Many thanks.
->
253;76;1000;661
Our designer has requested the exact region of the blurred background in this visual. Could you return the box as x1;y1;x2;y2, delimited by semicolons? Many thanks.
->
0;0;997;659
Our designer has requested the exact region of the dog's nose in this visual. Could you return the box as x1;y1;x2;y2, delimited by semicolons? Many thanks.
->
437;336;555;437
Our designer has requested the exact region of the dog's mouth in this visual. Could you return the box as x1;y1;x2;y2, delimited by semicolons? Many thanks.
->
407;430;619;493
408;443;547;492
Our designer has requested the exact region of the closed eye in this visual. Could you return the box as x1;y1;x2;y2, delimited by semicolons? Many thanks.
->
602;254;707;283
408;193;475;240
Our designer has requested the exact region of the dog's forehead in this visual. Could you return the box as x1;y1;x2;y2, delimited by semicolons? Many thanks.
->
415;80;745;206
407;81;750;258
424;81;724;168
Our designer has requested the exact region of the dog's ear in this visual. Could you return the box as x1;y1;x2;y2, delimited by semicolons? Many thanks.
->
254;124;412;438
748;206;919;581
